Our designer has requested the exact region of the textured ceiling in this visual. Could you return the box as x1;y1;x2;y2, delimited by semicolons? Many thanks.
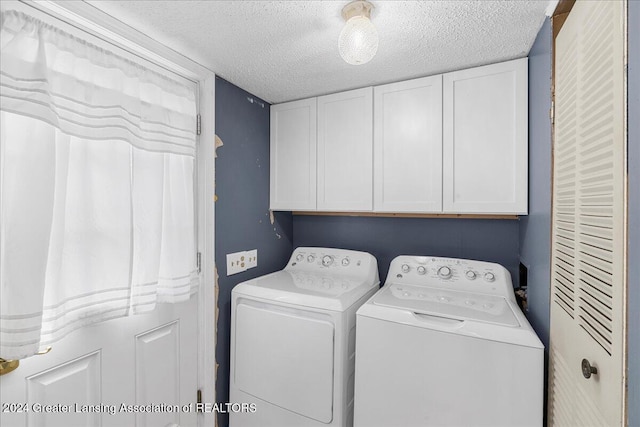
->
85;0;554;104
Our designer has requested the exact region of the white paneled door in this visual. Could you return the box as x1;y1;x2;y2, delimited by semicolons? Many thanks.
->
0;300;198;427
0;3;202;425
549;0;627;425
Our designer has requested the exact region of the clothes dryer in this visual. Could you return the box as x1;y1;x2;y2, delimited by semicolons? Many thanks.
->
230;247;379;427
354;256;544;427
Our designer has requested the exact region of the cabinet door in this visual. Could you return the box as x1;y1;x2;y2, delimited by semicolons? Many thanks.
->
443;58;528;214
374;76;443;212
270;98;317;210
317;87;373;211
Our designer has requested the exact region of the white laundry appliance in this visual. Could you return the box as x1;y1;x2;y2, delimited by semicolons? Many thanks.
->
354;255;544;427
229;247;379;427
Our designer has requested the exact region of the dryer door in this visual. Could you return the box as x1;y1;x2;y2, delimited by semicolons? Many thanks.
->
234;301;335;423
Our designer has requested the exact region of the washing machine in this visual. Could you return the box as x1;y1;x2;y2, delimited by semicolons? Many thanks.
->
354;255;544;427
229;247;379;427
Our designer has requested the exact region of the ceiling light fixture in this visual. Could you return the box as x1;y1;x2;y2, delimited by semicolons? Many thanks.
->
338;0;378;65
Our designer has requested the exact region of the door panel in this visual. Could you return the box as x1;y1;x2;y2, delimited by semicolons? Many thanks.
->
26;351;101;427
135;321;181;427
549;1;626;425
0;300;198;427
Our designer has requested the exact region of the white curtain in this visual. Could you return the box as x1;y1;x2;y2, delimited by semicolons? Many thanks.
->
0;11;199;359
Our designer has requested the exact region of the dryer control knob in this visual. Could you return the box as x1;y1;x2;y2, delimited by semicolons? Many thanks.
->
322;255;333;267
307;254;316;263
341;258;350;266
437;266;452;279
296;254;304;262
417;266;427;275
465;270;477;280
401;264;411;273
484;272;496;282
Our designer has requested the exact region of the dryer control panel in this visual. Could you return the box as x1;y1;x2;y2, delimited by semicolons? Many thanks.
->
286;247;380;284
387;256;515;301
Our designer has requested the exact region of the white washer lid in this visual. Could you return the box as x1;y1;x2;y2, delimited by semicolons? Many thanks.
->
233;270;377;311
372;283;520;327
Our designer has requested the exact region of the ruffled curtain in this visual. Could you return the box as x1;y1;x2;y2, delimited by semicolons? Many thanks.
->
0;11;199;359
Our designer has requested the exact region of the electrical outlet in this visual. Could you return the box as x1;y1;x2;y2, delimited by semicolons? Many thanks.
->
227;251;246;276
226;249;258;276
246;249;258;269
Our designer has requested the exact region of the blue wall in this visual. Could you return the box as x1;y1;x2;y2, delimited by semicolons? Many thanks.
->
293;215;520;286
627;1;639;425
214;77;293;427
518;18;552;423
519;18;552;347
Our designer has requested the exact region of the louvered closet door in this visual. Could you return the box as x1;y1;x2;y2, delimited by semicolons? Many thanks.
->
549;1;626;426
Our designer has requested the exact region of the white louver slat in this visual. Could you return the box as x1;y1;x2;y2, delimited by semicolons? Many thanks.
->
548;0;626;426
551;16;578;320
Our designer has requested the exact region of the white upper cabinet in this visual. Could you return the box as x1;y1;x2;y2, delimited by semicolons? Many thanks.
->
317;87;373;211
269;58;528;214
443;58;528;214
270;98;317;210
374;75;443;212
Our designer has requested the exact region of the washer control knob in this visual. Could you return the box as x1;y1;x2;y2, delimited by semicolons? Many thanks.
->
465;270;477;280
296;254;304;262
322;255;333;267
401;264;411;273
437;266;452;279
341;258;350;266
484;272;496;282
417;266;427;275
307;254;315;263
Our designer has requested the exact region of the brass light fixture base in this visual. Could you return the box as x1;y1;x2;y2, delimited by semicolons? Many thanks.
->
341;0;374;21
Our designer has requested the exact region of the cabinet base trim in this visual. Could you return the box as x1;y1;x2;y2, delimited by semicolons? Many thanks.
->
292;211;519;220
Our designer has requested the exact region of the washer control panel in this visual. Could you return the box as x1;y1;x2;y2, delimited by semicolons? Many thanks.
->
387;256;515;300
286;247;379;281
289;272;359;296
373;282;519;326
391;285;503;316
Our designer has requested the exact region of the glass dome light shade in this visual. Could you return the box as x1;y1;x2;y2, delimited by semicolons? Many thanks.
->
338;15;379;65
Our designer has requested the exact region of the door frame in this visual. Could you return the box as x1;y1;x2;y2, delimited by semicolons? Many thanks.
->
15;1;217;425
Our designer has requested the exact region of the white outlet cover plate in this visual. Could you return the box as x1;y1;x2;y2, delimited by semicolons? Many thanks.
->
227;251;246;276
226;249;258;276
